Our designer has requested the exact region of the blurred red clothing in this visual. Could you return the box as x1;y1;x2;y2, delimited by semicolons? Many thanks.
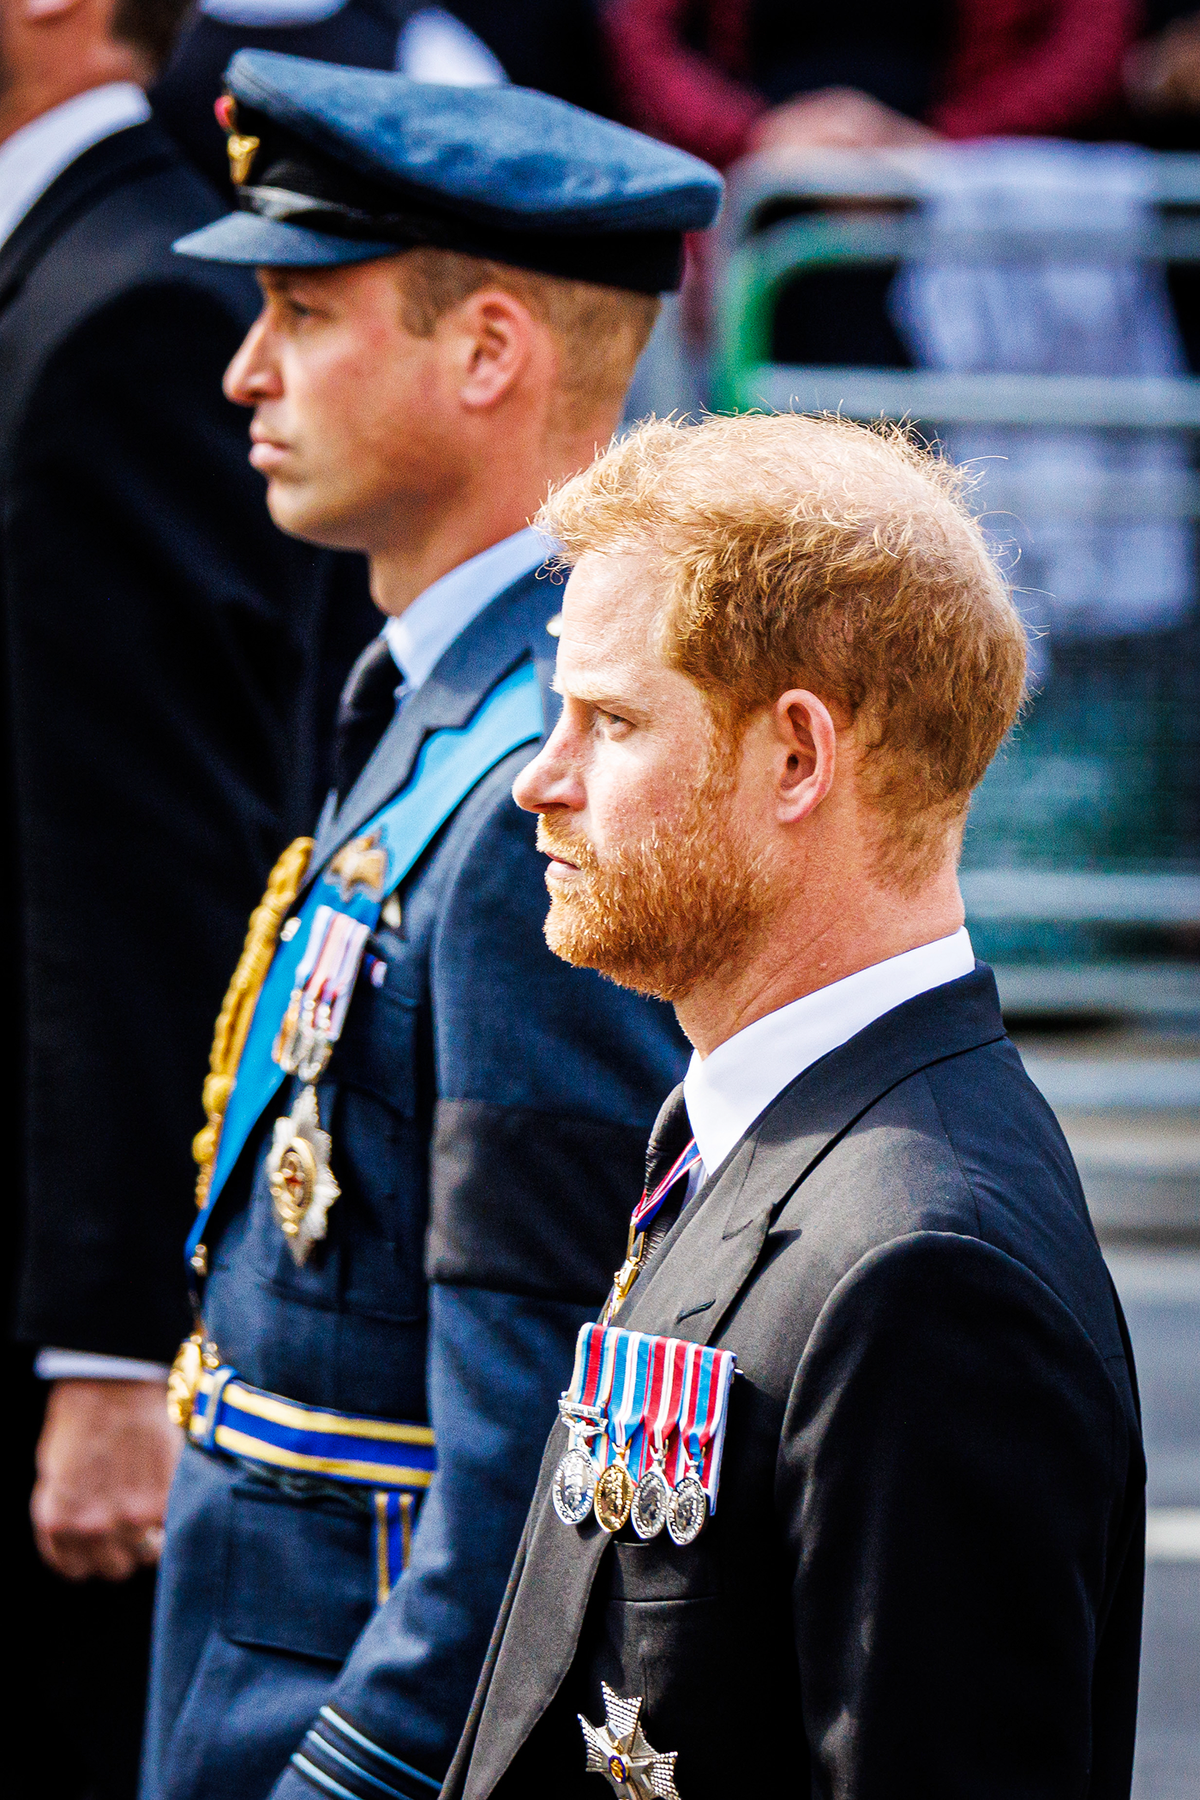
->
604;0;1138;165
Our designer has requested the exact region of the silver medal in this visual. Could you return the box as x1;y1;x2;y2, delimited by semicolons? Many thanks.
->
665;1472;708;1546
631;1463;671;1540
579;1683;679;1800
553;1445;599;1526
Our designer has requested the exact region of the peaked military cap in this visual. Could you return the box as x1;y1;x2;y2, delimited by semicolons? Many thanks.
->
174;50;723;292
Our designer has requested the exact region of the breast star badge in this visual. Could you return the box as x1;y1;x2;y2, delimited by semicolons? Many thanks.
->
579;1685;680;1800
266;1084;340;1265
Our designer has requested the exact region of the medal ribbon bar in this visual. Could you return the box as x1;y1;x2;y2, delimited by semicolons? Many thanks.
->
565;1321;736;1513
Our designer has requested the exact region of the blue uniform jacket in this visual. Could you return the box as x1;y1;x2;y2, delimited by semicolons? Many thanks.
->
143;569;688;1800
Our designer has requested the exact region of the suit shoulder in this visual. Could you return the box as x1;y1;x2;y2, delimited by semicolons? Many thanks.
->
800;1230;1131;1423
7;144;258;356
769;1035;1121;1366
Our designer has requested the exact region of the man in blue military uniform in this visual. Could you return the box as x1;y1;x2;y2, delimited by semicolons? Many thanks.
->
141;51;722;1800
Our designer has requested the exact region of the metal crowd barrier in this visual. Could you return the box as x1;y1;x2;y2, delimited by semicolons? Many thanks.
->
714;148;1200;1018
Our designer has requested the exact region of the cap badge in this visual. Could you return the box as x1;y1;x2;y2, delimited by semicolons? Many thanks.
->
214;94;259;186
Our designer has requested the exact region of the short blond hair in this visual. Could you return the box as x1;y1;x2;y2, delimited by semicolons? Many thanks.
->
540;412;1027;888
395;247;660;435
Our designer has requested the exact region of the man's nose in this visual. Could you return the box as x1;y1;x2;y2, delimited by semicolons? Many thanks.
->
223;307;279;406
513;719;584;814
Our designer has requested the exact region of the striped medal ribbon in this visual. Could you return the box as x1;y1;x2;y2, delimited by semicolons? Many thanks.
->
554;1322;737;1545
666;1340;735;1545
552;1322;618;1526
593;1331;646;1532
602;1137;703;1324
630;1138;703;1235
630;1333;686;1540
274;905;371;1080
266;905;371;1265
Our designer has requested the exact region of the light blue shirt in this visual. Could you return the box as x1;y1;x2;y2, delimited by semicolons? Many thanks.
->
382;526;552;694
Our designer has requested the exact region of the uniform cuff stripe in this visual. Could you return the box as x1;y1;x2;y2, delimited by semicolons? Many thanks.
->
318;1708;440;1793
301;1733;413;1800
291;1756;362;1800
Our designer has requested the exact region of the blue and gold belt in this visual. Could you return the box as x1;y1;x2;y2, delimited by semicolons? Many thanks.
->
189;1367;435;1602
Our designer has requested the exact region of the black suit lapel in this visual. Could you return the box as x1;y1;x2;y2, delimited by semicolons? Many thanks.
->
0;122;173;312
308;568;554;874
458;1423;611;1800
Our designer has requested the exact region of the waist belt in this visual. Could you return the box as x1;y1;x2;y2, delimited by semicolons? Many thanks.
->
189;1369;435;1602
190;1367;436;1489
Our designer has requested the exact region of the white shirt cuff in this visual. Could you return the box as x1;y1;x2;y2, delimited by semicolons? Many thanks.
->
34;1348;171;1382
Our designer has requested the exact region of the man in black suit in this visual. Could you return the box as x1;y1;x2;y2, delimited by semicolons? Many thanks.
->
0;2;362;1794
444;411;1146;1800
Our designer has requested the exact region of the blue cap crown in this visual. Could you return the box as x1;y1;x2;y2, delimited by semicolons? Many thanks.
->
175;51;723;291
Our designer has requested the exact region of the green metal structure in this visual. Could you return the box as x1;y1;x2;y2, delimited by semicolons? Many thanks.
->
714;150;1200;1011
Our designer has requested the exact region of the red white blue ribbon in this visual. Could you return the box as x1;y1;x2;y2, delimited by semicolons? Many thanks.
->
630;1138;703;1236
565;1321;736;1511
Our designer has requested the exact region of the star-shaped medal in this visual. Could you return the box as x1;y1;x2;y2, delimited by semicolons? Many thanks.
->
579;1684;679;1800
266;1083;340;1265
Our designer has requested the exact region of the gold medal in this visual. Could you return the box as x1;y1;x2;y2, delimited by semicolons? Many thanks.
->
594;1457;636;1533
266;1083;341;1265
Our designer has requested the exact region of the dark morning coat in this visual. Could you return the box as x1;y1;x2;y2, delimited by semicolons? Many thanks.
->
0;118;373;1368
142;568;688;1800
445;967;1146;1800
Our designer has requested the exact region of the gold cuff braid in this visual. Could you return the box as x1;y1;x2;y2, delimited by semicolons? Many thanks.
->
192;835;314;1209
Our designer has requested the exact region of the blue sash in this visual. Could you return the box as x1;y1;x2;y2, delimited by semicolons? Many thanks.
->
188;661;543;1258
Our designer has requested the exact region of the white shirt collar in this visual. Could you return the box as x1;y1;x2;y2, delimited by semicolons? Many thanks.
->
382;526;550;692
683;927;976;1176
0;83;150;252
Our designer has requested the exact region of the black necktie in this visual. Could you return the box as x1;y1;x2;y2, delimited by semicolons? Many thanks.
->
333;635;402;802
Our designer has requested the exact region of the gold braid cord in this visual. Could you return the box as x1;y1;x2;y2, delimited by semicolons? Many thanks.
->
192;836;314;1209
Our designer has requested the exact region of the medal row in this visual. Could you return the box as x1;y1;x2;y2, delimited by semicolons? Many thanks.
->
553;1437;710;1544
551;1323;735;1546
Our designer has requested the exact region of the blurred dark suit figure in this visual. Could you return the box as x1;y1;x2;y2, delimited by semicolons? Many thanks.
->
0;5;371;1798
153;0;615;203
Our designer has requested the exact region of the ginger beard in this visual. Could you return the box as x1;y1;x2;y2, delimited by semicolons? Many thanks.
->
536;737;776;1003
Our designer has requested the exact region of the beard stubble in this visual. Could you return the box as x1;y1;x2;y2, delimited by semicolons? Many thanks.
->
535;748;776;1003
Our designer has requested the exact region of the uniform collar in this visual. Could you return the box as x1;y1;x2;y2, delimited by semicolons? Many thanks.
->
309;559;557;873
0;83;150;252
381;527;551;693
683;927;975;1176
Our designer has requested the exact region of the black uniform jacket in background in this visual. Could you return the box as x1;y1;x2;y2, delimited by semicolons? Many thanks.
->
0;118;367;1363
446;966;1146;1800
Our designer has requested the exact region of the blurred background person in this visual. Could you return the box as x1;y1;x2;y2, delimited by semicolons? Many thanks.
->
153;0;614;201
0;2;379;1797
602;0;1137;164
604;0;1139;412
1126;0;1200;146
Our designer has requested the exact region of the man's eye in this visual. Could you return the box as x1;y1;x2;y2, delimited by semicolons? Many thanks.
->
596;709;632;734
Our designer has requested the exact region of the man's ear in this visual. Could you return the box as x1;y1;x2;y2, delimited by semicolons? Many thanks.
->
454;288;541;412
774;689;836;823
